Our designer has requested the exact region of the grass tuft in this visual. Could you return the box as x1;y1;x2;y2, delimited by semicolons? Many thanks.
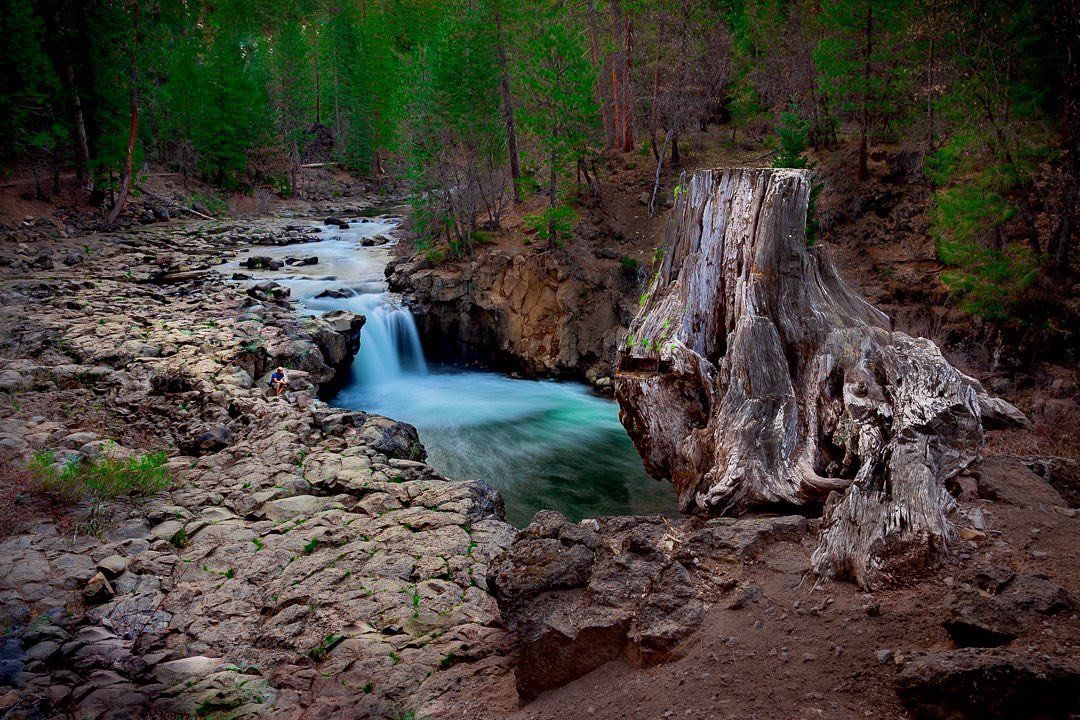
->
27;449;170;504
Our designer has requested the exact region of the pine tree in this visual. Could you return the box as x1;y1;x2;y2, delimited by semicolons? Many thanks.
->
814;0;909;180
272;20;315;196
517;3;600;247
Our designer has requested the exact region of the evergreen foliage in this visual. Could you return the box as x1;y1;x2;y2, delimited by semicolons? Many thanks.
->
0;0;1071;321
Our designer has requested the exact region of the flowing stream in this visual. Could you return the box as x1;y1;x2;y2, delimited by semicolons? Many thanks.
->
225;216;675;527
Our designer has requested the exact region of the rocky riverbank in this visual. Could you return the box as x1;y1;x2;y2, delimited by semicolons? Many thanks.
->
1;205;1078;720
0;214;517;719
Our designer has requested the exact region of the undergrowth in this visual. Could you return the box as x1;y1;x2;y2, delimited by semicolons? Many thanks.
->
27;448;170;504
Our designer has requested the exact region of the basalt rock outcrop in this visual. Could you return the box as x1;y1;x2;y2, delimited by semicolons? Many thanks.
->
615;168;1029;588
895;648;1079;720
0;219;515;720
387;246;637;382
489;510;809;699
305;309;366;380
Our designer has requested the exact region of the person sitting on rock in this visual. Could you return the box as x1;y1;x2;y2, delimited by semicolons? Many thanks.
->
270;367;288;396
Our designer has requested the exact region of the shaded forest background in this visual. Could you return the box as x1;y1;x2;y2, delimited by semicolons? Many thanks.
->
1;0;1076;335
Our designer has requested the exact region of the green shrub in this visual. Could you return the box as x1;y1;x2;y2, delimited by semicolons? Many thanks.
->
28;449;170;504
471;230;496;245
932;184;1037;320
522;205;577;247
773;106;810;169
190;191;228;216
620;256;639;278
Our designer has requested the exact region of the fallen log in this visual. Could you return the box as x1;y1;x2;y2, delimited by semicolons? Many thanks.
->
615;167;1029;588
134;184;215;220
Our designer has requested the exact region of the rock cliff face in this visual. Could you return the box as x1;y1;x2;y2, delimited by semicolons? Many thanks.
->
386;247;637;382
615;168;1028;588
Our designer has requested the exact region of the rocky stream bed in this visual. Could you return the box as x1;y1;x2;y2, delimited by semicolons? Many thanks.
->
0;202;1077;720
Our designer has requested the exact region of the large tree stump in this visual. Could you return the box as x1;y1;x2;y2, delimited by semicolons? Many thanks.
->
615;168;1028;588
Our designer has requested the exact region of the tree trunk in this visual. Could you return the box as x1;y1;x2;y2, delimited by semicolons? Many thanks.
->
107;0;140;226
609;0;634;152
494;0;522;202
587;1;615;148
647;126;674;217
548;131;558;249
649;14;664;159
51;144;61;196
313;40;321;125
621;17;635;152
1050;0;1078;275
65;64;92;189
615;168;1029;589
857;2;872;181
32;165;47;201
610;64;622;151
925;0;937;149
289;137;300;198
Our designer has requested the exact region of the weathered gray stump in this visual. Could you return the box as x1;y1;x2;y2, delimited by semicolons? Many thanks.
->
615;168;1028;588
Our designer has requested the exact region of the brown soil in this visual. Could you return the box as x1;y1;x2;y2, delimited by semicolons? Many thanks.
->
439;462;1078;720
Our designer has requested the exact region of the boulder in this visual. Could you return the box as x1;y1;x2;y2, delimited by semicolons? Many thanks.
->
268;339;333;385
82;572;115;603
305;310;365;374
361;416;426;462
489;512;787;699
180;424;234;456
896;649;1079;720
1024;456;1080;508
314;287;354;299
974;456;1067;509
944;596;1019;647
242;256;284;271
247;281;290;302
96;555;128;579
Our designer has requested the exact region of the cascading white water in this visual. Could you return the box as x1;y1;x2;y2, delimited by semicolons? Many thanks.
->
223;215;675;527
338;291;427;386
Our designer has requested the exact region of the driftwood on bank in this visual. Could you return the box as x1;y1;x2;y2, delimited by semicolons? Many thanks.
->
615;168;1029;588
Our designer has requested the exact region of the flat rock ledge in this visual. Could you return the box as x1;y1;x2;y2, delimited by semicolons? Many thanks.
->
0;218;516;720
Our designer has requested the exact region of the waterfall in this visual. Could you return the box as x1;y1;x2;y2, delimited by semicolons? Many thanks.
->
221;219;674;528
343;291;428;386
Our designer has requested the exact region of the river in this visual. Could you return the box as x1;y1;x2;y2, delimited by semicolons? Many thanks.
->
224;216;675;527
